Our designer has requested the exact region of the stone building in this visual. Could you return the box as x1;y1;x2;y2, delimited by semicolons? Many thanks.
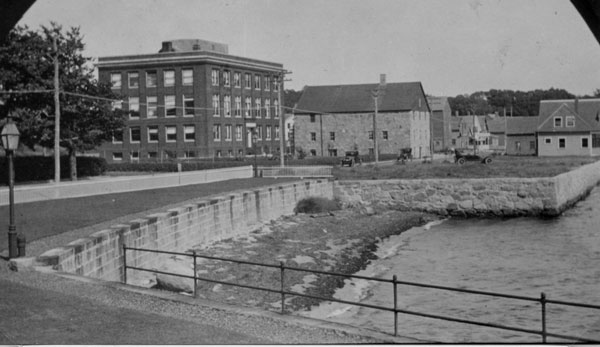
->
294;81;431;158
97;39;285;163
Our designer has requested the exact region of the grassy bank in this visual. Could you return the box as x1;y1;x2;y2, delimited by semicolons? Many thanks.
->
333;156;598;180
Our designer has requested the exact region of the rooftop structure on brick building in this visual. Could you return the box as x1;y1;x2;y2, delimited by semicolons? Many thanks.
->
97;39;285;163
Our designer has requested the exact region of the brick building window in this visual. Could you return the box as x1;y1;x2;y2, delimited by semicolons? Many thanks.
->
310;114;316;123
257;125;263;140
266;125;272;140
211;69;219;86
234;96;242;117
310;132;316;141
110;73;121;88
165;126;177;142
274;100;280;118
234;72;241;88
235;125;243;141
165;95;176;117
184;125;195;142
146;71;157;87
224;95;231;117
275;125;280;140
255;98;261;118
254;75;261;90
383;131;389;140
130;127;141;143
128;72;139;88
244;73;251;89
147;152;157;159
265;99;271;118
128;97;139;119
330;132;335;141
213;124;221;141
147;96;157;118
164;70;175;87
265;76;270;91
223;70;230;86
182;69;193;85
112;130;123;144
112;152;123;161
244;97;251;118
183;95;194;116
225;124;232;141
368;131;374;140
130;151;139;161
212;94;220;116
148;126;159;142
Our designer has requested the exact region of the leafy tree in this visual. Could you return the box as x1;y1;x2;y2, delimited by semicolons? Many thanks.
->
284;89;303;109
0;23;126;180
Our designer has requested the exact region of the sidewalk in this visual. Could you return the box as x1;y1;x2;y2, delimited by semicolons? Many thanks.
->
0;260;414;344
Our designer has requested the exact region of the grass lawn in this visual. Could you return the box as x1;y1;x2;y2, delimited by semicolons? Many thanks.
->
0;177;298;255
333;155;599;180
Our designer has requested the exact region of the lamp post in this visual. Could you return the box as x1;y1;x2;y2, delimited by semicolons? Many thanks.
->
1;117;20;259
252;132;258;177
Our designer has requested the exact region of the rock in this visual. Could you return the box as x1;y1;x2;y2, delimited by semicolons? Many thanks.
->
154;256;195;294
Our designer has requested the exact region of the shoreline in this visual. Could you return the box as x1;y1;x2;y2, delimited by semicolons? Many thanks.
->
151;207;438;312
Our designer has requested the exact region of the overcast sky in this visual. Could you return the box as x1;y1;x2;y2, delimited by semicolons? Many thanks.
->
17;0;600;97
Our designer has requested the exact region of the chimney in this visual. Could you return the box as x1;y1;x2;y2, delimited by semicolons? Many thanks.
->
574;98;579;114
379;74;386;88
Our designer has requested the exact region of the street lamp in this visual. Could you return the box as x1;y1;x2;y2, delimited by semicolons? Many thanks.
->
1;117;20;258
252;132;258;177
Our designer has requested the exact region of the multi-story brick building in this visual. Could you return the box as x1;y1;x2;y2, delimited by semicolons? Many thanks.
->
294;81;431;158
97;39;285;162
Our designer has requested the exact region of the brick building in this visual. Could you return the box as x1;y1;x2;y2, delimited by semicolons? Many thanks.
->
294;81;431;158
97;39;285;162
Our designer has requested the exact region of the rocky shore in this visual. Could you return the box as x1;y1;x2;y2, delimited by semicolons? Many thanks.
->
148;206;437;313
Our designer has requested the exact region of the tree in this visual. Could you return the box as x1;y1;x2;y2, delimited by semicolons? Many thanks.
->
284;89;303;109
0;23;126;180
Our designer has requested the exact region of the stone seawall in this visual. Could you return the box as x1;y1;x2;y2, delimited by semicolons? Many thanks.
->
334;160;600;217
37;179;333;282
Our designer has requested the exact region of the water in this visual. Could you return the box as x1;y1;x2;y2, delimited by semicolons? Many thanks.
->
301;188;600;343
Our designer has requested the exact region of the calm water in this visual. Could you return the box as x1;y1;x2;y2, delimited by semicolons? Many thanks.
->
301;187;600;343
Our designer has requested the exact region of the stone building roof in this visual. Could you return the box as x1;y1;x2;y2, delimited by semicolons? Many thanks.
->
295;82;429;114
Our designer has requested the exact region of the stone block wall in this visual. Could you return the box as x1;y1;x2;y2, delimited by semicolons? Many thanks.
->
334;160;600;217
37;179;333;282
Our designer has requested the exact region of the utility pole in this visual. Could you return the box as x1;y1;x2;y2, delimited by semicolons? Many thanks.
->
53;35;61;184
275;70;291;167
371;74;386;163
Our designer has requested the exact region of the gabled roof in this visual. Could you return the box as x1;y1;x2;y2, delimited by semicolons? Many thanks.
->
295;82;428;114
506;117;539;135
538;99;600;132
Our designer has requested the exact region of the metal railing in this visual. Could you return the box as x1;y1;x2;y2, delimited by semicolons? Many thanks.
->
123;245;600;343
257;165;333;178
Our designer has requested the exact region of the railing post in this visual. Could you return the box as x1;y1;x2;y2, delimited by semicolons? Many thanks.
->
193;251;198;298
541;292;547;343
280;261;285;314
122;244;127;284
393;275;398;337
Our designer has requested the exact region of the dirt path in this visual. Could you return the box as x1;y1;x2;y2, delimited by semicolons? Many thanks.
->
149;207;437;313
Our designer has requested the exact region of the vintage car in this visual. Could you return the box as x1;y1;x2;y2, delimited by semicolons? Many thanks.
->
454;148;493;165
397;148;413;163
341;151;360;167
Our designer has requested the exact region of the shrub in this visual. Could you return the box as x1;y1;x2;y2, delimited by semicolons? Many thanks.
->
0;156;107;184
294;197;341;214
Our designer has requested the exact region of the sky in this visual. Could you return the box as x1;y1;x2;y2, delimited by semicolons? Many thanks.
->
16;0;600;97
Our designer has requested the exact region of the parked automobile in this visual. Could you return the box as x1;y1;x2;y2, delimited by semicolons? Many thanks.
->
454;148;493;165
397;148;413;163
341;151;360;167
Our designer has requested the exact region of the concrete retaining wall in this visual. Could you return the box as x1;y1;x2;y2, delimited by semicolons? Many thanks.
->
0;166;253;206
37;179;333;282
334;160;600;217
